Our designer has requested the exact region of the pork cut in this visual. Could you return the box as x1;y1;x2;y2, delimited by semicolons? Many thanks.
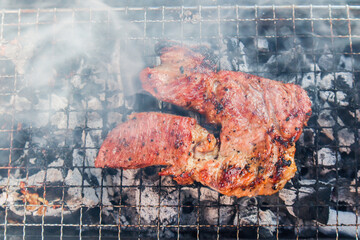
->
95;45;312;197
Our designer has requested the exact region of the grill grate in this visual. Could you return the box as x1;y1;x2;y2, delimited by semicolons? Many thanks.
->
0;4;359;239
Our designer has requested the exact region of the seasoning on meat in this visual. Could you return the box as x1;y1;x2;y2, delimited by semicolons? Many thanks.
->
95;45;312;197
95;112;218;186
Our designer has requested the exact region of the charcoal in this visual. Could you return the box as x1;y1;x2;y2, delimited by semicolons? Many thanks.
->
317;110;336;127
71;128;84;149
159;227;177;239
220;195;236;205
120;187;139;206
0;37;34;75
87;96;103;110
161;175;177;187
0;189;24;216
258;210;277;238
107;92;124;109
332;183;357;209
82;150;96;167
100;186;112;207
72;149;84;167
336;91;349;107
298;129;315;148
319;209;359;238
68;112;86;129
336;72;354;89
318;73;334;90
338;109;356;127
278;188;297;217
319;91;335;103
51;94;68;111
81;207;101;226
12;129;30;148
12;95;32;111
337;55;353;71
106;112;123;129
301;72;317;89
141;186;159;205
122;169;140;186
318;54;334;72
318;147;340;166
234;197;277;238
200;187;218;203
69;90;87;110
139;187;178;225
180;187;198;206
279;180;332;224
83;167;102;187
160;207;178;226
0;167;64;218
179;187;198;225
45;168;64;183
296;184;331;224
200;205;219;225
85;130;102;148
337;128;355;154
297;219;317;238
49;158;64;167
50;112;67;129
65;169;99;210
226;38;251;72
141;166;161;186
264;46;311;77
119;213;131;226
257;38;269;52
87;112;103;129
219;206;236;225
235;197;257;223
160;187;178;206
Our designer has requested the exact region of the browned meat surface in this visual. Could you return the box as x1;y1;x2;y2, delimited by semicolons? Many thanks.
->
95;112;218;185
95;45;312;197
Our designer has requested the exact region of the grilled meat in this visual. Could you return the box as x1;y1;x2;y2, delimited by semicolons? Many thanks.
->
95;112;218;185
95;45;312;197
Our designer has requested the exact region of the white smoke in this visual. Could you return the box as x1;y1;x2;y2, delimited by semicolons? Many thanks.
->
0;0;146;127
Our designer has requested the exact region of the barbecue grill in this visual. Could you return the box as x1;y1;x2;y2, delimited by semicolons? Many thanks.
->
0;1;359;239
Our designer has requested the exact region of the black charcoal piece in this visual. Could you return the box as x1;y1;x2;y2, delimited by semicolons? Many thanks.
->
319;209;360;238
294;185;331;224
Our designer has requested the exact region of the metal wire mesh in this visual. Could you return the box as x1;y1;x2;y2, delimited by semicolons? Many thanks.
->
0;4;359;239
